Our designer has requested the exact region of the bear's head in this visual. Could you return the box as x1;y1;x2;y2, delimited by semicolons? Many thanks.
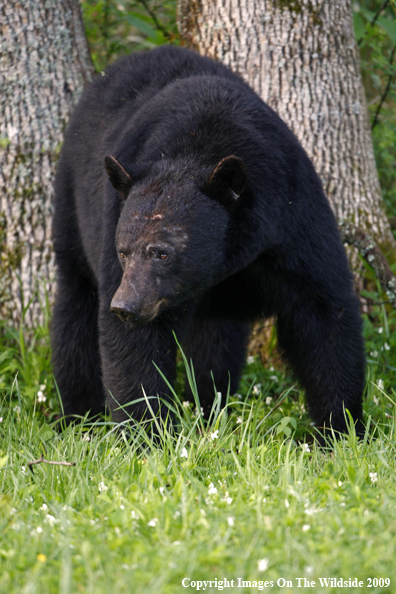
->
104;155;246;325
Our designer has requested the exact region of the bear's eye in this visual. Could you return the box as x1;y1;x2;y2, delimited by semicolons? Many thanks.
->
148;246;169;260
119;252;126;261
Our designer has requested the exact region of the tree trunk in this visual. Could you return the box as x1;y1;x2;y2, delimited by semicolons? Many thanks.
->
177;0;395;255
0;0;94;327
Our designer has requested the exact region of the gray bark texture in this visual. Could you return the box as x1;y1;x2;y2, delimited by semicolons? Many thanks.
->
0;0;94;327
177;0;395;254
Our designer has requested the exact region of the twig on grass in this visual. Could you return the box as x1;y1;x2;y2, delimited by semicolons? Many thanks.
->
28;454;76;472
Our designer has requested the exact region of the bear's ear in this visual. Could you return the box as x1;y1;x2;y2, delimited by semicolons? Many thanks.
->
104;155;133;200
208;156;247;203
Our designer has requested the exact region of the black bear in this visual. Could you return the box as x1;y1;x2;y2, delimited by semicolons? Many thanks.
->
52;45;365;437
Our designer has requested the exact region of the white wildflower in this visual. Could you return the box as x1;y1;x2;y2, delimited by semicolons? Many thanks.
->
40;503;48;511
377;379;384;391
373;395;379;406
369;472;378;483
120;504;125;510
302;443;311;453
236;416;242;424
265;397;272;405
285;499;290;508
378;327;383;334
180;447;188;459
131;510;138;520
269;375;278;382
257;558;269;572
173;510;181;518
37;391;46;403
302;524;311;532
0;417;3;423
147;518;158;527
98;481;108;492
45;514;57;526
182;401;191;409
114;527;121;536
208;483;218;496
384;343;391;351
210;430;219;441
36;526;43;534
227;516;235;527
247;356;255;365
252;384;261;395
82;433;91;442
14;406;20;414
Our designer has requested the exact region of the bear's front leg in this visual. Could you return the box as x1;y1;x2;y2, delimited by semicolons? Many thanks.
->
276;287;365;439
98;305;190;425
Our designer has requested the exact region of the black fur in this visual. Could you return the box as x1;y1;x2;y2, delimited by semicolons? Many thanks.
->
52;46;365;435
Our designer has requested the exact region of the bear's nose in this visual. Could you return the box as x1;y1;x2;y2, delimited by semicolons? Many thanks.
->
110;298;137;319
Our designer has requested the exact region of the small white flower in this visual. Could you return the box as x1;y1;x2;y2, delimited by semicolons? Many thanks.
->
373;395;379;406
369;472;378;483
265;397;272;405
378;327;383;334
114;527;121;536
82;433;91;442
247;356;255;365
340;502;346;507
40;384;46;391
200;509;206;516
147;518;158;527
377;379;384;391
208;483;218;495
0;417;3;423
40;503;48;511
45;514;57;526
131;510;138;519
338;481;343;487
269;375;278;382
305;566;314;575
302;443;311;453
302;524;311;532
227;516;235;527
180;447;188;459
159;487;165;496
236;416;242;424
36;526;43;534
285;499;290;508
252;384;261;395
173;510;181;518
384;343;391;351
120;504;125;510
14;406;20;414
372;350;379;358
194;407;204;417
210;430;219;441
21;466;26;476
182;401;190;408
172;541;181;546
37;391;46;403
98;481;108;492
257;558;269;572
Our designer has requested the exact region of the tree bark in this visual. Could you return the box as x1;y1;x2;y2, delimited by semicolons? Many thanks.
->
178;0;395;254
0;0;94;327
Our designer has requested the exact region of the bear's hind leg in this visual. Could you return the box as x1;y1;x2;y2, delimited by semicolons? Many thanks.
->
52;261;104;422
182;319;251;417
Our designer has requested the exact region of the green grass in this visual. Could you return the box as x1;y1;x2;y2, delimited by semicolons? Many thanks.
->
1;291;396;593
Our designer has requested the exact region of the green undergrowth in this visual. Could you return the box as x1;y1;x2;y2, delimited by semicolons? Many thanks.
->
1;289;396;593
